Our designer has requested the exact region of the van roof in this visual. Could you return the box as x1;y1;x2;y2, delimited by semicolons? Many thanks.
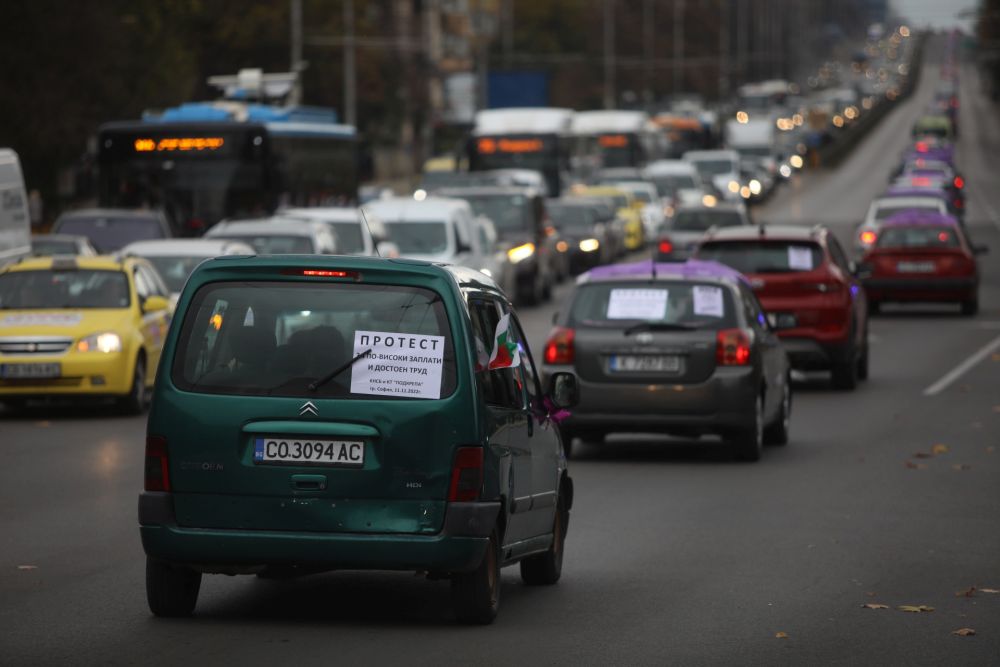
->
366;197;471;220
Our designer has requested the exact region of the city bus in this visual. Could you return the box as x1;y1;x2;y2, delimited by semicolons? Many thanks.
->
98;102;359;235
467;108;589;196
570;110;667;171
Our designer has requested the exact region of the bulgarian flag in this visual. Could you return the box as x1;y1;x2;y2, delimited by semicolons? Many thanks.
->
488;313;521;370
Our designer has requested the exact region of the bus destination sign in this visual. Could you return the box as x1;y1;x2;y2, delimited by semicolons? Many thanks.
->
134;137;226;153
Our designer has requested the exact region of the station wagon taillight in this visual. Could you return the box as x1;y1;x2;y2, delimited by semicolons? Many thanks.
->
144;436;171;492
658;238;674;255
716;329;751;366
448;447;484;502
544;327;575;365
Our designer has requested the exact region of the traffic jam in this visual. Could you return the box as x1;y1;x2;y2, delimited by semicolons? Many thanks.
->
2;5;998;663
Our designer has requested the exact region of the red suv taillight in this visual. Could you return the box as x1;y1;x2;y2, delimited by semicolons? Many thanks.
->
544;327;575;364
448;447;484;502
144;436;170;492
716;329;752;366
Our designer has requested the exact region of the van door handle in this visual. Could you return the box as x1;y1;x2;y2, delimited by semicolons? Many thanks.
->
291;474;327;491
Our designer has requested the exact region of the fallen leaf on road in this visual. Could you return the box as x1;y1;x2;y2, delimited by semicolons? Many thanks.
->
898;605;935;613
862;603;889;609
35;421;50;428
774;632;788;639
17;565;37;570
980;588;1000;594
956;587;976;597
987;446;996;454
952;628;976;636
952;464;970;471
865;591;877;597
931;443;950;455
905;461;928;470
993;405;1000;413
913;451;933;459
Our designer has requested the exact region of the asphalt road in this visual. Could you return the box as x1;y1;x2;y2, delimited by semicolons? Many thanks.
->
3;40;999;665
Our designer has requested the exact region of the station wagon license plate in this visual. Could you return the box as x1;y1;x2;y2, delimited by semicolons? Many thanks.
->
897;261;935;273
254;437;364;466
609;355;680;373
0;363;61;379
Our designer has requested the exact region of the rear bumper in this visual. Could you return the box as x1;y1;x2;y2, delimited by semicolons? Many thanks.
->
139;492;498;573
864;277;976;302
546;365;758;434
779;337;852;369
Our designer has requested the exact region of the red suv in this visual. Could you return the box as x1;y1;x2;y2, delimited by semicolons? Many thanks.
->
694;225;869;390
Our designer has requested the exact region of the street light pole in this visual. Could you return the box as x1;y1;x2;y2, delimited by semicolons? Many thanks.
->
290;0;303;104
674;0;685;96
343;0;357;127
604;0;616;109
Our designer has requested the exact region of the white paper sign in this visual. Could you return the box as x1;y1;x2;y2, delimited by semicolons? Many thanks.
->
693;286;725;317
787;246;814;270
350;330;445;399
1;313;83;327
607;289;668;320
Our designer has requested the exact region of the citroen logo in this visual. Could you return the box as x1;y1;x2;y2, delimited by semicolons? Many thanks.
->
299;401;318;417
636;332;654;344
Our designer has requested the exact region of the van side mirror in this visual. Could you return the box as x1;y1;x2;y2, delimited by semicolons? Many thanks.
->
546;372;579;409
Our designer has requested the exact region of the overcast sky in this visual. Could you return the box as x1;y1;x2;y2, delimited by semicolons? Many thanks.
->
892;0;978;32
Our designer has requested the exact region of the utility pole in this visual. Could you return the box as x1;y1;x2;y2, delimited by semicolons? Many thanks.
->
718;0;729;100
673;0;685;96
736;0;747;86
343;0;357;127
643;0;654;106
502;0;514;66
603;0;616;109
290;0;303;104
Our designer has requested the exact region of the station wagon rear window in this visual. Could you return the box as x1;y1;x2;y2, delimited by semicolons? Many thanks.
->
569;281;738;328
698;241;823;274
172;282;456;399
877;226;959;249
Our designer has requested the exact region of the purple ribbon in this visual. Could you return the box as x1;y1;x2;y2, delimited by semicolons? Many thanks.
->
542;396;572;424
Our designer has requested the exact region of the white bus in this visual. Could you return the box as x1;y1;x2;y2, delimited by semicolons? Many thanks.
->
570;110;667;170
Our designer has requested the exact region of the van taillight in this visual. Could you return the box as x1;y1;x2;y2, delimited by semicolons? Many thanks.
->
448;447;484;502
658;238;674;255
544;327;575;364
144;436;170;492
716;329;751;366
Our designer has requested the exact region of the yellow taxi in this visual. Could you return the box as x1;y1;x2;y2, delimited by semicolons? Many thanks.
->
571;185;646;251
0;255;172;412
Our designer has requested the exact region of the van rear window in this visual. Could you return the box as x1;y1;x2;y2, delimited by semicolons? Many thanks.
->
171;282;456;399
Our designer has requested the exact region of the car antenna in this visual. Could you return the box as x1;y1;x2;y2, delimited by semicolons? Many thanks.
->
360;206;381;257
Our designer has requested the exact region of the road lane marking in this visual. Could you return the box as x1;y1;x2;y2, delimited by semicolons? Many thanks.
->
923;333;1000;396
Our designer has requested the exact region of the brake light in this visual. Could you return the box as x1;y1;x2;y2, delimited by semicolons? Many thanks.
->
544;327;575;364
658;238;674;255
716;328;751;366
144;436;170;492
448;447;484;502
915;141;928;152
953;198;964;209
953;176;964;189
859;230;877;245
299;269;352;277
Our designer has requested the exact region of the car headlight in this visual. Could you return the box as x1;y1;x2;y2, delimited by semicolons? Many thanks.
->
749;179;762;195
579;238;600;252
77;332;122;353
727;180;740;193
507;242;535;263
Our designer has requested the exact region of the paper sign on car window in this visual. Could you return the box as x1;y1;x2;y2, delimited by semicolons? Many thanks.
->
607;288;668;320
787;246;814;270
693;286;724;317
350;330;445;399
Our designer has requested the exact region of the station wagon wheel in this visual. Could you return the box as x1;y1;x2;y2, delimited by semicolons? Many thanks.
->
146;557;201;617
734;394;763;462
451;529;500;624
763;379;791;446
520;489;567;586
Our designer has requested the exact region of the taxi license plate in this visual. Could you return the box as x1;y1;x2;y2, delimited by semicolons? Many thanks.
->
609;355;680;372
897;261;935;273
254;437;364;466
0;363;61;379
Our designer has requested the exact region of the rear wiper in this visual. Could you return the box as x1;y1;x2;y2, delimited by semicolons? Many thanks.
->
308;348;373;392
623;322;696;336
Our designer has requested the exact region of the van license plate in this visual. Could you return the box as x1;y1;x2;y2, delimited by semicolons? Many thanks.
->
0;363;61;379
609;355;680;372
254;437;364;466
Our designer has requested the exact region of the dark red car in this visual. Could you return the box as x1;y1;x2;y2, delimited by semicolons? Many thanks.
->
861;211;985;315
694;225;869;390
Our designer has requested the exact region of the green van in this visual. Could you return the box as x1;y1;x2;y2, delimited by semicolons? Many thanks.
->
138;255;577;624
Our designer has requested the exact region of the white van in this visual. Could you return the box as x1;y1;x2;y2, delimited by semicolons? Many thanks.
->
0;149;31;268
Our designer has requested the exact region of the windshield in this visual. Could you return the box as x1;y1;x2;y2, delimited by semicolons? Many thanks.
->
698;241;824;273
673;211;744;232
172;282;456;399
384;221;450;255
145;256;205;293
569;281;738;328
31;239;79;256
213;234;314;255
649;174;697;196
548;206;595;229
55;216;164;253
0;269;130;309
691;160;735;177
877;226;959;248
462;195;530;235
325;221;365;254
874;203;940;220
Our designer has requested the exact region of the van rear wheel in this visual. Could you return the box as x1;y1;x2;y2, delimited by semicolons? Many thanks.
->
146;557;201;617
520;491;567;585
451;530;500;624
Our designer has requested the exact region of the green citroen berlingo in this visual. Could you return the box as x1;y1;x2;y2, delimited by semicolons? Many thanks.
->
139;254;577;624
